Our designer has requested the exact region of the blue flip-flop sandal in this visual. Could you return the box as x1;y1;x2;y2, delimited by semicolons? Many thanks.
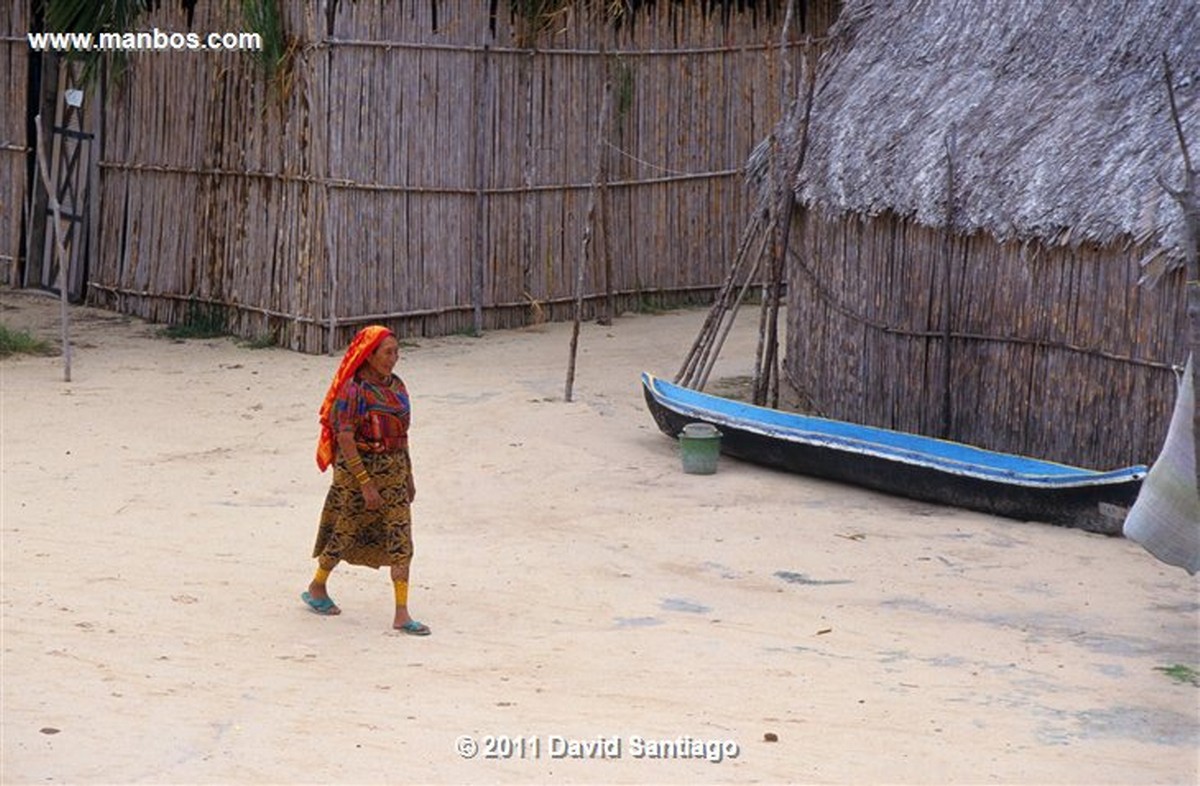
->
399;619;431;636
301;591;340;615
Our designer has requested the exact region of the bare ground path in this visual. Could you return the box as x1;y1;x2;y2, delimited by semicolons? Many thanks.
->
1;288;1197;784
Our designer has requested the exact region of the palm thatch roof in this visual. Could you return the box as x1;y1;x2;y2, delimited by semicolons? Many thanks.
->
774;0;1199;262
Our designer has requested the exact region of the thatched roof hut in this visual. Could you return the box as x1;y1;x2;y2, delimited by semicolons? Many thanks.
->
773;0;1198;469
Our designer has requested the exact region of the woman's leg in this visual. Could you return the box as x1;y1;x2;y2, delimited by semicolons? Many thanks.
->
305;557;341;614
391;563;429;634
391;563;412;627
383;453;427;633
309;465;359;615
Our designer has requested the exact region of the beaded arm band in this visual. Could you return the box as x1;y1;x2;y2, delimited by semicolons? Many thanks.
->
346;456;371;487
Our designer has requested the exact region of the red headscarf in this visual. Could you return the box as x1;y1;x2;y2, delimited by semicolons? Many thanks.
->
316;325;394;471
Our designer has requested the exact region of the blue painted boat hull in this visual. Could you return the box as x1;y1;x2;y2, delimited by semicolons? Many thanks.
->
642;372;1147;533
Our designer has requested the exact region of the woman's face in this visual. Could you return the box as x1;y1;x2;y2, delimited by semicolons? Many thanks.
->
366;336;399;377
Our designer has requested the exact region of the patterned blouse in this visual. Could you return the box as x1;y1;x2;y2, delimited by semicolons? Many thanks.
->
331;373;411;455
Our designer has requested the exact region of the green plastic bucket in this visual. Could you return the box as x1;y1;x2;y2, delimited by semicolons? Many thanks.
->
679;422;722;475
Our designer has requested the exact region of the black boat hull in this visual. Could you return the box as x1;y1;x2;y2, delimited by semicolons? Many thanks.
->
643;377;1144;534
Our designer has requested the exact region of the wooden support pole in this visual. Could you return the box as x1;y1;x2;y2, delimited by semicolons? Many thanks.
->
940;126;958;439
598;51;615;327
675;211;769;386
472;45;491;337
34;113;71;382
86;63;102;306
323;41;337;355
1158;54;1199;495
697;227;771;391
566;51;612;402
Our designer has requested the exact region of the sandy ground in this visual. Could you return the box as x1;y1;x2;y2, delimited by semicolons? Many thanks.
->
1;287;1198;786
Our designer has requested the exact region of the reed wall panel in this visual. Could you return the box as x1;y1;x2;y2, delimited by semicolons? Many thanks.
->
785;210;1188;468
1;3;30;285
79;0;816;352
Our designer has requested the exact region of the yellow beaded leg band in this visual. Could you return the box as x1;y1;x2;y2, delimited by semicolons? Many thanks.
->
393;580;409;606
314;566;331;584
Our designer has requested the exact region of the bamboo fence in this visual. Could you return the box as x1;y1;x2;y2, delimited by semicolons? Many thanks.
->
784;210;1189;468
80;1;828;353
1;4;30;285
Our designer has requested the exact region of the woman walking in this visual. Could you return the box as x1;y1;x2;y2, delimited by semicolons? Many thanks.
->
302;325;431;635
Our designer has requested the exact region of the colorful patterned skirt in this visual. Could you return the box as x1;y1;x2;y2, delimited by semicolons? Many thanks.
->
313;450;413;570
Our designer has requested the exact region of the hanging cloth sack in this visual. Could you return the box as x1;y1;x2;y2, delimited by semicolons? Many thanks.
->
1124;354;1199;574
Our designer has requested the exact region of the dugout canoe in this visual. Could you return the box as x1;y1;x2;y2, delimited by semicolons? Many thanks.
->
641;372;1148;534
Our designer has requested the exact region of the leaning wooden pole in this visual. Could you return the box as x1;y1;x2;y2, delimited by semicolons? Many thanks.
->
675;211;766;385
756;189;790;407
472;45;492;337
753;2;798;407
323;40;337;355
34;113;71;383
565;53;612;402
697;226;771;391
753;33;815;407
598;132;614;327
598;52;615;327
677;212;770;387
940;126;958;439
1159;54;1199;494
